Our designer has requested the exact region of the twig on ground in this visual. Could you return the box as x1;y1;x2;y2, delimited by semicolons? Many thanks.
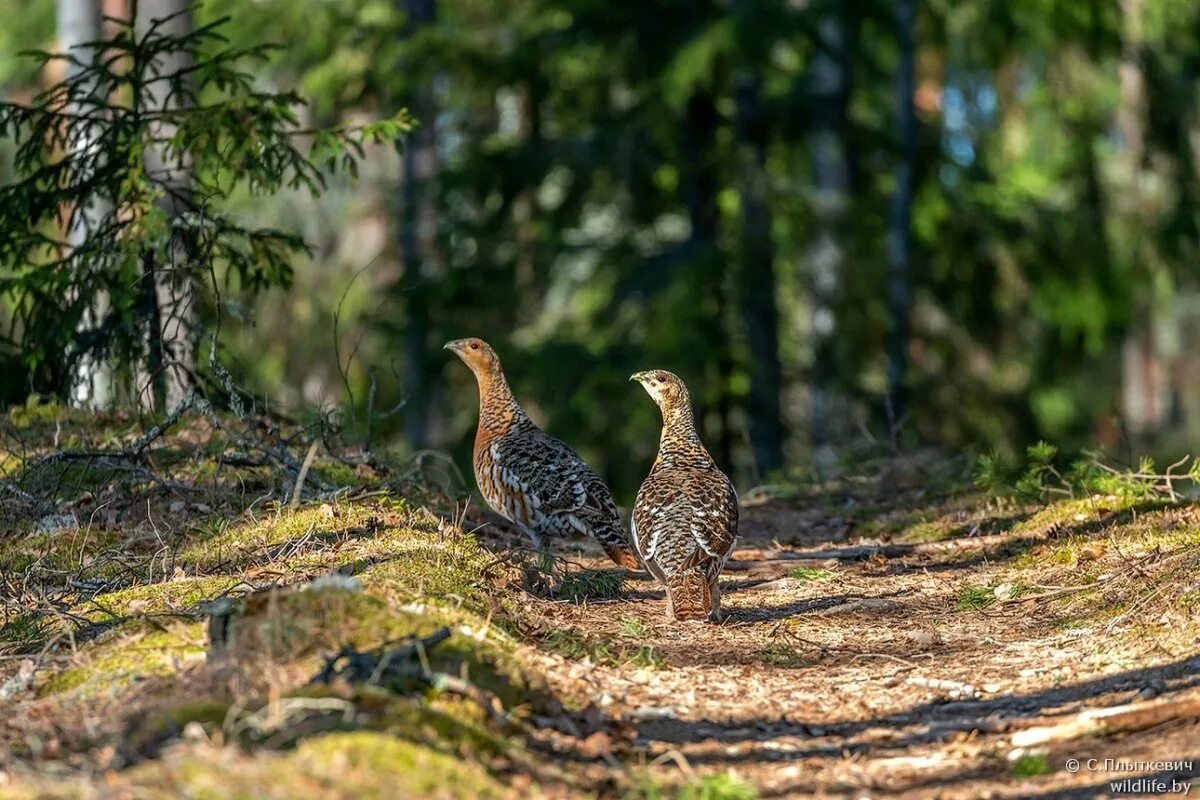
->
290;440;321;508
906;675;979;700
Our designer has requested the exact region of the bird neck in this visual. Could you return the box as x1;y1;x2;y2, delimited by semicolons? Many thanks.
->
654;402;713;469
476;367;527;434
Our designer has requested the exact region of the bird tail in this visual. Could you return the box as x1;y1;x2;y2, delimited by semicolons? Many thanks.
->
667;571;714;621
594;521;642;570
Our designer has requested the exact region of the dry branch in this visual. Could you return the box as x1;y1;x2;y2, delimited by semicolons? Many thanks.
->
1010;691;1200;747
738;531;1014;563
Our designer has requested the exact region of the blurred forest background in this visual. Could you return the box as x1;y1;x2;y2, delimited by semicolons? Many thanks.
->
2;0;1200;501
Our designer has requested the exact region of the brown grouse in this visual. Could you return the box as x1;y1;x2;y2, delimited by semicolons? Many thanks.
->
445;338;640;569
631;370;738;621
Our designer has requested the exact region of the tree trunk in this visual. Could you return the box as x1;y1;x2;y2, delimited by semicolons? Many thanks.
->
398;0;437;449
137;0;197;413
1115;0;1165;442
886;0;917;430
682;88;733;470
734;75;785;478
805;10;854;465
58;0;114;409
513;79;543;304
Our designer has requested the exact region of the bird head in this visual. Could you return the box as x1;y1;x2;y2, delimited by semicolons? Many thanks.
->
444;337;501;376
631;369;689;412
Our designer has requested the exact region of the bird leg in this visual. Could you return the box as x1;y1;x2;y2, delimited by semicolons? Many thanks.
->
709;575;722;622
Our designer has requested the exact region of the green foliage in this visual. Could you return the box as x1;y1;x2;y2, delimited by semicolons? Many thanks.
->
955;583;997;611
618;617;651;637
542;628;664;669
0;10;409;400
556;569;624;602
1012;441;1060;502
679;775;758;800
757;643;810;668
975;444;1199;503
1010;752;1052;777
6;0;1200;496
788;566;834;581
625;773;759;800
973;451;1014;497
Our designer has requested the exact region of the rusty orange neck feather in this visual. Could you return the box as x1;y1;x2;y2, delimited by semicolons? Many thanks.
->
473;365;526;443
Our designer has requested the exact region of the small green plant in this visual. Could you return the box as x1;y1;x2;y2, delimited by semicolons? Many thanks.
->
623;772;758;800
557;570;624;602
1011;441;1060;501
619;617;651;637
757;644;809;667
955;583;996;611
789;566;834;581
976;440;1063;501
974;445;1199;504
543;629;662;668
973;450;1014;496
679;774;758;800
1010;751;1052;777
626;645;666;669
0;612;48;654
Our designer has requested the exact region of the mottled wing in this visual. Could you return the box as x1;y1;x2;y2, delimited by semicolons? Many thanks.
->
633;466;738;579
485;423;622;540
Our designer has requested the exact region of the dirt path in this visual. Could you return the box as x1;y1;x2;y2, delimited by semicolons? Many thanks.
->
502;496;1200;798
2;442;1197;798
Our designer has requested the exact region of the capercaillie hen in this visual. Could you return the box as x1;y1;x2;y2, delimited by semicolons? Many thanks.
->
631;370;738;621
445;338;641;570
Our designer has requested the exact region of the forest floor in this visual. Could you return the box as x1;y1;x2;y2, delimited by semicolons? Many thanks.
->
1;409;1198;798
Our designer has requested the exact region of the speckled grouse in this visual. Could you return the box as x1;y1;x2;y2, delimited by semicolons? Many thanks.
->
631;370;738;621
445;338;640;569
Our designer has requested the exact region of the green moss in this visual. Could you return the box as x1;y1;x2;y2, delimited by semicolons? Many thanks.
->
376;693;510;760
8;397;71;429
215;584;532;710
0;613;49;655
178;503;388;571
318;461;370;488
898;520;956;543
680;775;758;800
298;731;510;798
120;730;513;798
356;528;498;616
76;575;242;622
39;621;205;698
0;449;22;476
1009;496;1157;539
0;526;127;580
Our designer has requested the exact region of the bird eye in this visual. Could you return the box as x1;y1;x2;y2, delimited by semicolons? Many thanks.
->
469;342;480;351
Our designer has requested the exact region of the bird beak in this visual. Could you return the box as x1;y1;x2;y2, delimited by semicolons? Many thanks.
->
444;340;462;353
630;371;647;383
